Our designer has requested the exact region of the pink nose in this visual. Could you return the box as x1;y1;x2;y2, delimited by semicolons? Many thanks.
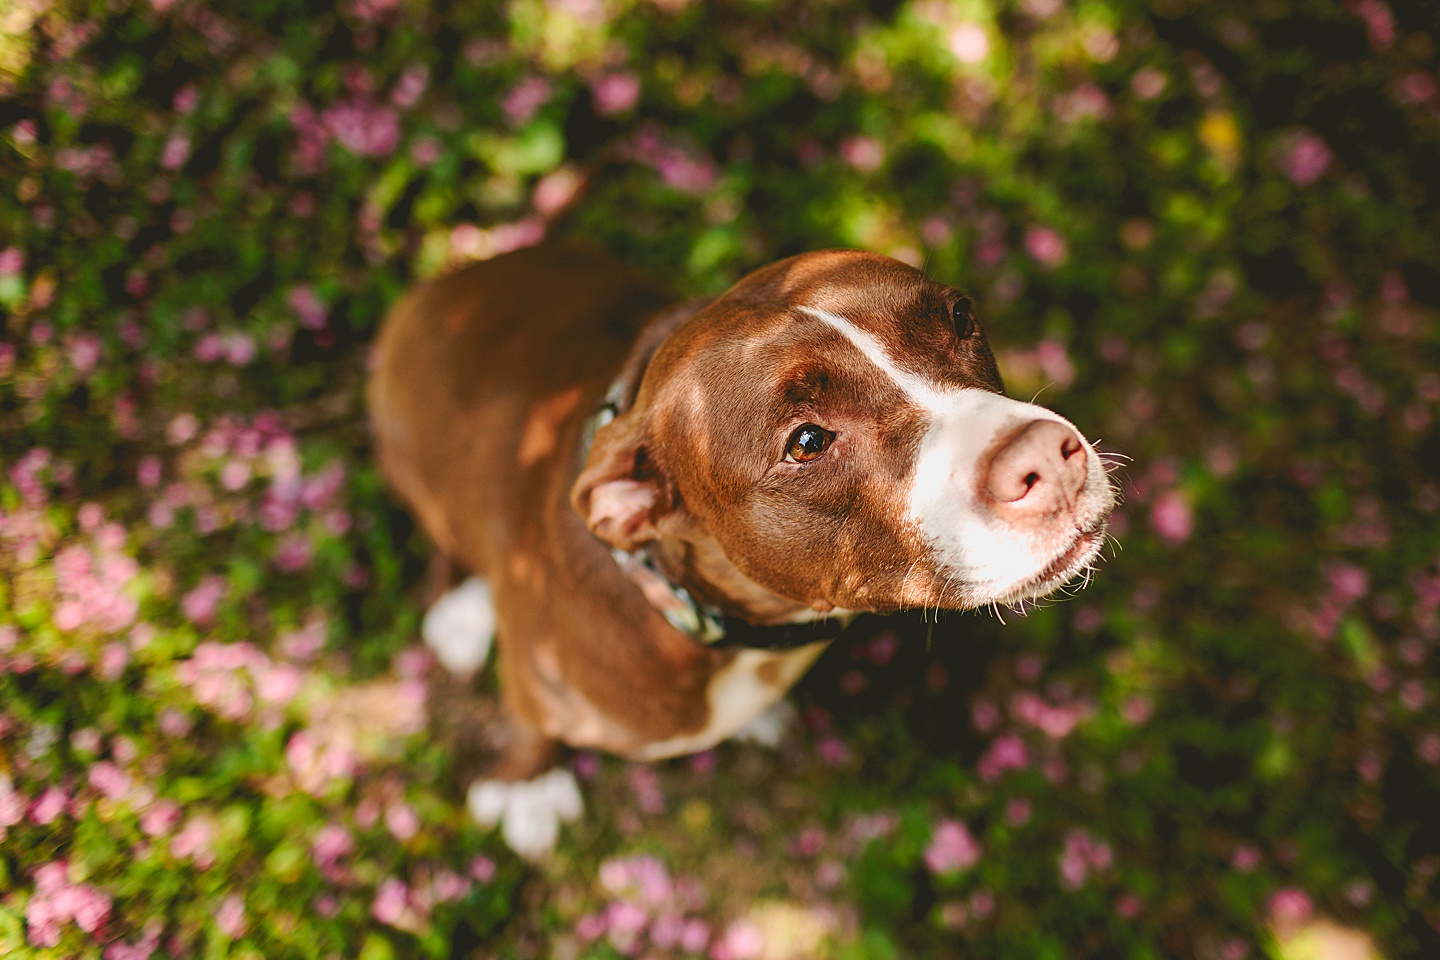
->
985;419;1088;513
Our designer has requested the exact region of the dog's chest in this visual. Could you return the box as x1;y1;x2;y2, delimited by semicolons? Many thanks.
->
631;641;829;760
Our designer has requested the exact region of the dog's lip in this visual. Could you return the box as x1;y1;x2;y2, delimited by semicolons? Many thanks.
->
1002;521;1108;604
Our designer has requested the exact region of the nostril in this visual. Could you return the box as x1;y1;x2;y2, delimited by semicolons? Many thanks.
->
985;419;1086;506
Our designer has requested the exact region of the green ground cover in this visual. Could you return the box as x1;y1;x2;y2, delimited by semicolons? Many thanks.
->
1;0;1439;957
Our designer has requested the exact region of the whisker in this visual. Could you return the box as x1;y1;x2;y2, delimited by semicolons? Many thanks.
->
1030;382;1056;405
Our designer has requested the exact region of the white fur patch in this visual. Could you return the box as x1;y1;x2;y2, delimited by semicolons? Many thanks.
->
467;768;584;861
422;577;495;676
800;306;1114;604
731;699;798;749
635;643;827;760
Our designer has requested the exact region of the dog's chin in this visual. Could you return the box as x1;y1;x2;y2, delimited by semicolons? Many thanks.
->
982;522;1109;608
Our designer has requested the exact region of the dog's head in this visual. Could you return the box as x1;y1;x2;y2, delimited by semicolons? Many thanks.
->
573;250;1115;615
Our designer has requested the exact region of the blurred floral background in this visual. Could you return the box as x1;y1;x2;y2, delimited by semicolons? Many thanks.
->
2;0;1439;957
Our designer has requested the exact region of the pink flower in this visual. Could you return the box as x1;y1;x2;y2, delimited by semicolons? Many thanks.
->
971;698;1000;732
502;77;552;125
606;900;647;935
160;134;190;170
625;126;717;193
712;920;764;960
173;84;199;113
312;823;354;866
68;333;103;375
351;0;401;24
289;101;331;173
98;642;129;680
599;854;673;904
223;333;256;366
1232;844;1261;872
410;136;441;165
372;878;419;929
1005;797;1032;826
1350;0;1395;50
215;895;246;939
1267;887;1313;932
30;787;67;825
1058;829;1113;889
1150;490;1193;544
575;913;607;940
286;730;358;795
274;534;313;571
323;100;400;157
1279;129;1332;186
1024;226;1069;268
391;64;429;108
158;709;191;738
840;136;885;172
591;72;640;115
682;918;711;952
385;801;420;840
25;861;111;946
627;764;665;814
288;285;328;330
87;761;130;800
170;816;217;868
181;575;227;625
651;913;685;948
817;735;851;766
977;734;1029;781
0;778;27;836
255;663;301;704
431;870;469;902
1036;339;1076;388
925;819;982;874
140;799;181;837
0;246;24;275
470;855;497;882
1397;71;1438;105
1327;563;1368;602
278;617;327;660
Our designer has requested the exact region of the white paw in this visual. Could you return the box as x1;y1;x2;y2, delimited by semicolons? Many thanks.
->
422;577;495;676
467;768;584;861
731;699;798;749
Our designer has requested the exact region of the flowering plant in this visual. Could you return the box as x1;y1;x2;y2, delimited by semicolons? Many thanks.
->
2;0;1438;957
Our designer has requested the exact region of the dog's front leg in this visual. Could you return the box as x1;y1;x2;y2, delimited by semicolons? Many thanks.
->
464;706;581;861
423;576;583;860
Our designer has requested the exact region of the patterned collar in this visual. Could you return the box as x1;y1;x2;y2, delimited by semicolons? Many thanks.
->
579;379;854;651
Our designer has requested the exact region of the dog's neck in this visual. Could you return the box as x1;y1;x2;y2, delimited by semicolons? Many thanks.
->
646;535;821;626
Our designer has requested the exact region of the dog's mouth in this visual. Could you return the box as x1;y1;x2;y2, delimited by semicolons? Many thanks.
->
996;521;1108;606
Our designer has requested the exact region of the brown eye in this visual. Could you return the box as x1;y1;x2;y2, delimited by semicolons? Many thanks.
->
786;424;834;463
952;296;976;339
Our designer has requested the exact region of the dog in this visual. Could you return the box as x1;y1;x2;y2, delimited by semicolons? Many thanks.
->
367;244;1115;857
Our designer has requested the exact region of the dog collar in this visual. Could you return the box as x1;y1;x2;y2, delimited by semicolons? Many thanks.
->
580;380;853;651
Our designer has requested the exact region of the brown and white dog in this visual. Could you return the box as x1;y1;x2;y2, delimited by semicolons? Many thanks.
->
367;245;1114;857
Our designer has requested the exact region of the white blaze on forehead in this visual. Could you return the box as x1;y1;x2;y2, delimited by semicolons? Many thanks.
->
795;305;1112;604
799;306;949;411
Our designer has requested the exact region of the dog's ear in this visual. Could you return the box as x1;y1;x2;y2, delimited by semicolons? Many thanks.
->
570;412;677;551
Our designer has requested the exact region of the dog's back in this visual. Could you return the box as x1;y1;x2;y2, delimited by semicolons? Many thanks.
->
367;245;672;571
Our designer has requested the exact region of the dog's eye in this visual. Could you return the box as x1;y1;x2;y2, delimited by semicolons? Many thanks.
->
952;297;976;339
786;424;834;463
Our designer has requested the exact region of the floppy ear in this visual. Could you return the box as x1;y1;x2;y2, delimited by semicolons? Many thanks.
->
570;411;677;551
